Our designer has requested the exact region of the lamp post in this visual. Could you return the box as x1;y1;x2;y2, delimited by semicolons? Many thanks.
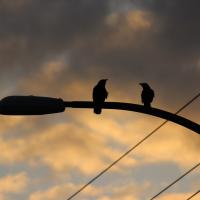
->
0;95;199;134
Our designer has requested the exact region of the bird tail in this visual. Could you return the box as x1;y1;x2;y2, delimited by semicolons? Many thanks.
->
144;102;151;108
94;105;102;114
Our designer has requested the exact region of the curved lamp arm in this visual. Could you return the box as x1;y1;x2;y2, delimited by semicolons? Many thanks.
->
0;96;198;134
64;101;200;134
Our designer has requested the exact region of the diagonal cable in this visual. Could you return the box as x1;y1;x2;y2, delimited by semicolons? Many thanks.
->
149;163;200;200
186;190;200;200
66;93;200;200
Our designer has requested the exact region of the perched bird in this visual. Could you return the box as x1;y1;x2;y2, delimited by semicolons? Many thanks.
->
93;79;108;114
140;83;154;108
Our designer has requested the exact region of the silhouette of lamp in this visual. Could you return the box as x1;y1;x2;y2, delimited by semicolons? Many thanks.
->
0;95;199;134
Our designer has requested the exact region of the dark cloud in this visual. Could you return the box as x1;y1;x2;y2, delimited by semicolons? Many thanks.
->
0;2;198;199
147;0;200;59
66;0;200;107
0;0;199;111
0;0;109;74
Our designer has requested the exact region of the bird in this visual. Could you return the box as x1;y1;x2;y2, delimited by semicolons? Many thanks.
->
140;83;155;108
93;79;108;114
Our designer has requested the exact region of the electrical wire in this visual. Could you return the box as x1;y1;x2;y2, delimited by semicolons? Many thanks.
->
186;190;200;200
66;93;200;200
149;163;200;199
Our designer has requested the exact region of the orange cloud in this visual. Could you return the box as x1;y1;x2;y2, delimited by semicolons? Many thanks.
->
0;172;29;194
0;121;136;174
158;192;198;200
97;181;151;200
106;10;153;31
0;116;26;135
104;9;154;50
69;109;199;168
0;102;198;178
29;183;102;200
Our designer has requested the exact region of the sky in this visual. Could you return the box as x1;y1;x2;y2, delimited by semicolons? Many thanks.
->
0;0;199;200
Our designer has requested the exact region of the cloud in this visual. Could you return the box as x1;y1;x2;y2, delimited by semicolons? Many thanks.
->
66;0;200;107
0;109;196;173
29;183;102;200
158;192;198;200
70;109;199;168
0;0;109;73
0;1;199;200
0;172;29;195
111;182;150;200
0;120;137;174
96;181;151;200
0;0;199;113
0;116;26;135
134;125;200;167
29;181;151;200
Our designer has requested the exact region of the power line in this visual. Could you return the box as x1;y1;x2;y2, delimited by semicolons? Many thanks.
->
174;93;200;114
186;190;200;200
66;93;200;200
149;163;200;199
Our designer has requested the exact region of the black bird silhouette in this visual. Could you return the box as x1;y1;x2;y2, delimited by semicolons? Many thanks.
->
93;79;108;114
140;83;154;108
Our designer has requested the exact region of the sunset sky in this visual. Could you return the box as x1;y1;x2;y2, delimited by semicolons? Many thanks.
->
0;0;199;200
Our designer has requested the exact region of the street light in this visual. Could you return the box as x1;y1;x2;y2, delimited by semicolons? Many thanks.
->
0;95;199;134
